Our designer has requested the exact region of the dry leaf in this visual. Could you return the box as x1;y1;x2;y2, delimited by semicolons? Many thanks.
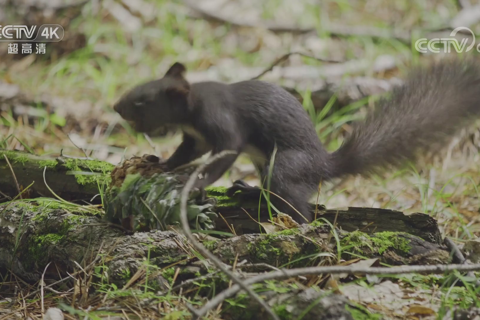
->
333;258;379;280
406;305;436;316
259;222;279;234
272;212;300;229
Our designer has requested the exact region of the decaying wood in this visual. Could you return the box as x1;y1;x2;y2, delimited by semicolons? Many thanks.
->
0;153;459;318
0;150;112;202
216;205;442;244
0;196;449;283
0;150;442;244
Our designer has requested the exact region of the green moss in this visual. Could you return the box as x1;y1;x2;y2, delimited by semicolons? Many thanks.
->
341;231;372;255
28;233;66;264
61;214;86;232
275;228;300;236
202;239;218;251
205;186;241;208
63;158;115;172
247;233;306;265
31;210;52;223
28;199;100;223
35;233;65;245
341;231;412;256
310;219;325;227
205;186;229;195
30;198;70;211
372;232;411;254
2;199;36;211
120;268;132;281
38;159;58;168
25;203;94;267
272;304;289;318
162;267;176;283
0;150;29;165
0;150;113;186
255;238;282;260
63;158;114;185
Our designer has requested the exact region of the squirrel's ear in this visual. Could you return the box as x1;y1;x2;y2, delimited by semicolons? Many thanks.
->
165;62;186;78
165;85;190;98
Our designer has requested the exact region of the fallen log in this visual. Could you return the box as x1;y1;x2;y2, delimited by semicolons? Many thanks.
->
0;152;454;319
0;197;449;283
0;150;444;246
0;149;114;202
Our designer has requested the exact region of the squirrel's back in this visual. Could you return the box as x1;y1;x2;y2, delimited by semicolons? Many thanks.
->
330;58;480;179
228;80;323;153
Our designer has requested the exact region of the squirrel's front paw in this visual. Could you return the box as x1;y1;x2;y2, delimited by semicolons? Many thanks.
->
142;154;161;163
141;154;171;171
227;180;262;199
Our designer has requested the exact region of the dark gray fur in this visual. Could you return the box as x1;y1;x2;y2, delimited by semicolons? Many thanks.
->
114;59;480;223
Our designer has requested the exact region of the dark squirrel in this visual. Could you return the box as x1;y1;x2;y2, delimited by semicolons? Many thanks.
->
113;59;480;223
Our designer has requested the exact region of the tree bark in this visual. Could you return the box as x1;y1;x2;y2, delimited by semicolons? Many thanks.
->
0;150;113;203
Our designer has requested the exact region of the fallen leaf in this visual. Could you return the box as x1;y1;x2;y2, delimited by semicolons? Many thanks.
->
406;305;436;316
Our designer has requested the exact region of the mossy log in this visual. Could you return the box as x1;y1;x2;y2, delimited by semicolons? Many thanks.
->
0;149;113;203
215;204;443;244
0;151;450;292
0;151;442;245
0;199;450;285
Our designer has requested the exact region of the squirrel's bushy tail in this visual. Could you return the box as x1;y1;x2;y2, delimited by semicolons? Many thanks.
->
330;58;480;179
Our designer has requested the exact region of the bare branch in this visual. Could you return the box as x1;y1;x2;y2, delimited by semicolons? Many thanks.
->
444;237;466;264
198;263;480;316
67;134;91;159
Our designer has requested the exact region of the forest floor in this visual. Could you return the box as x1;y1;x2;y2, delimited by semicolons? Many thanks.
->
1;0;480;319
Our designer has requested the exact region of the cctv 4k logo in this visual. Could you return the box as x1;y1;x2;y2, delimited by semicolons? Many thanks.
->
0;24;64;42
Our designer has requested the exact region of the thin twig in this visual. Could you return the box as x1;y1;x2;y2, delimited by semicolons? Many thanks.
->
179;151;280;320
444;237;480;283
67;134;90;159
198;263;480;316
444;237;466;264
3;154;22;199
41;262;52;315
251;52;342;80
0;190;12;201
